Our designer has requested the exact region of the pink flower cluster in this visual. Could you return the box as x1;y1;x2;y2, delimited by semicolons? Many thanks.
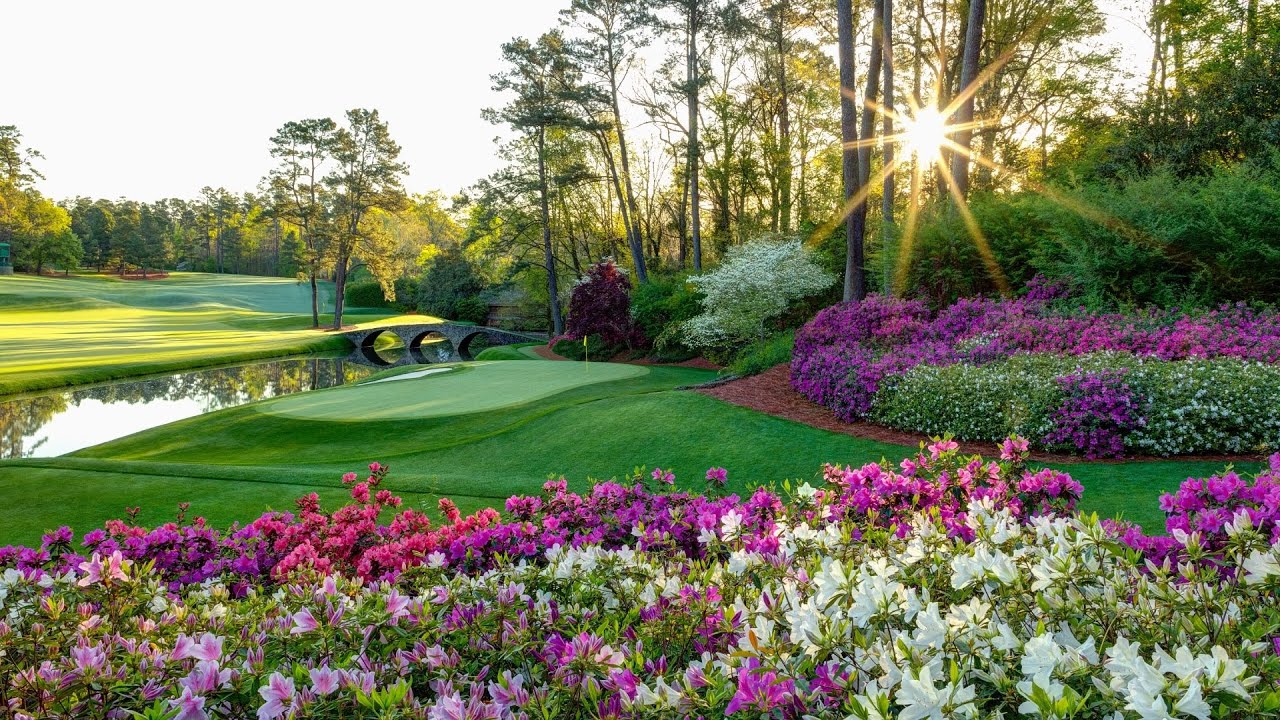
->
817;437;1082;541
1041;368;1145;459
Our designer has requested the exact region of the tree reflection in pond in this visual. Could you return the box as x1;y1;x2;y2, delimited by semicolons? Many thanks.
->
0;357;374;458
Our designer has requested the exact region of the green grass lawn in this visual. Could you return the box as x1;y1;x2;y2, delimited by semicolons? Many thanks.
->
0;273;428;394
0;355;1257;545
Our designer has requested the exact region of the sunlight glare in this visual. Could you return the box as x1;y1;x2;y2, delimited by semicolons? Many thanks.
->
903;107;948;162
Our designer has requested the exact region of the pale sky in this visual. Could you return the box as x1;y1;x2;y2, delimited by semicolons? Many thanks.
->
10;0;1149;203
9;0;566;201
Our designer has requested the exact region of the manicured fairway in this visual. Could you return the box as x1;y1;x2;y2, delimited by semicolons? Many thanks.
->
0;355;1257;545
262;361;646;420
0;273;428;394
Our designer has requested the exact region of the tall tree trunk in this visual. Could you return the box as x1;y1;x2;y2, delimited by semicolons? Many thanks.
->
775;2;793;234
838;0;865;301
310;271;320;328
687;0;703;271
332;260;346;330
538;128;564;336
607;48;648;283
1246;0;1259;51
881;0;896;294
850;0;884;300
950;0;985;198
678;159;690;267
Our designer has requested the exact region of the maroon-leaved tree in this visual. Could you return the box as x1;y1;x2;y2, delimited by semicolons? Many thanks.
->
566;260;640;348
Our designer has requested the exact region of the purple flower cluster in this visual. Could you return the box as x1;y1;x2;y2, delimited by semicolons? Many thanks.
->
1042;369;1145;458
792;285;1280;455
1111;453;1280;569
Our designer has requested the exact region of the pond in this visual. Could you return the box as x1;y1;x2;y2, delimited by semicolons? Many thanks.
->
0;356;385;458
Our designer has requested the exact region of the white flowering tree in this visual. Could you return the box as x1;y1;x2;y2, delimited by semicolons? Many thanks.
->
683;236;835;348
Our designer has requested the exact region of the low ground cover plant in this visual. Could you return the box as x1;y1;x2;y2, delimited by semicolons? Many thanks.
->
793;289;1280;457
2;443;1280;718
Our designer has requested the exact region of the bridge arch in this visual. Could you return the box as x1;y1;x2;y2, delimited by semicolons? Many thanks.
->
409;330;456;363
357;328;407;366
456;331;491;360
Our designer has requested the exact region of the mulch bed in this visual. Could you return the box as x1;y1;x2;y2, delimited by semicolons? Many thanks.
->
697;364;1265;465
531;344;721;370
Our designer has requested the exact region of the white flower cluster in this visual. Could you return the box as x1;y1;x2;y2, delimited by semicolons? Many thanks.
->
448;502;1278;718
682;236;834;349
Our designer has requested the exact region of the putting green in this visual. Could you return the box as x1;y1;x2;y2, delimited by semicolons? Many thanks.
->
258;360;648;420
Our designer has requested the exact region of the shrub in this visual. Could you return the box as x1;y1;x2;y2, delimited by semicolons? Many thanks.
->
870;353;1280;457
343;277;417;311
1041;368;1144;459
342;279;391;309
728;329;795;377
870;354;1065;440
565;260;639;348
684;237;835;350
795;291;1280;456
630;275;702;359
452;295;490;325
896;164;1280;309
4;445;1280;719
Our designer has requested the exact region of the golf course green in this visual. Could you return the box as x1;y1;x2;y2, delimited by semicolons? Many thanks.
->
262;361;646;420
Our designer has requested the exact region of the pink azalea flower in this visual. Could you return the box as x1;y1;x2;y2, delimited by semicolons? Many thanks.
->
705;467;728;487
77;551;128;587
257;672;295;720
651;468;675;486
385;589;410;619
309;665;342;696
290;607;319;635
172;633;223;663
169;687;209;720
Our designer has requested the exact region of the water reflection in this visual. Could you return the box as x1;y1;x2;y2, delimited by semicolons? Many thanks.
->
0;357;378;458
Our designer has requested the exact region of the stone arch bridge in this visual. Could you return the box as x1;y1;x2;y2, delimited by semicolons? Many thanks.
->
342;324;543;366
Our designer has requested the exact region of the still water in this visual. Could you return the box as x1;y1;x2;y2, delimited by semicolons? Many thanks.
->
0;356;382;458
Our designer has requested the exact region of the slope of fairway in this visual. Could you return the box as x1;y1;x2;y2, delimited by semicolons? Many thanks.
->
262;361;646;420
0;273;429;394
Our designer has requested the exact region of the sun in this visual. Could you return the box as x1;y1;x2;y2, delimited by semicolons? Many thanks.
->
902;107;948;163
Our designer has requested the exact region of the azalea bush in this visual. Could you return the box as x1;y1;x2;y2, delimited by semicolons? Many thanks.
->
870;354;1280;458
794;290;1280;457
2;442;1280;718
684;237;835;350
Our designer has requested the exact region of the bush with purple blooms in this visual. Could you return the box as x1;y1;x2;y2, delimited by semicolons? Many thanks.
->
1041;368;1145;459
793;285;1280;457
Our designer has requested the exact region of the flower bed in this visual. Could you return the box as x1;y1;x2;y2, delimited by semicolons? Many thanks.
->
792;290;1280;457
2;444;1280;718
